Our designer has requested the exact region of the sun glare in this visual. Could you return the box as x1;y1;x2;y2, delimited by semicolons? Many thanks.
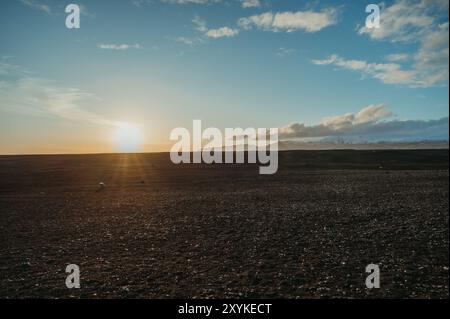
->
113;122;143;153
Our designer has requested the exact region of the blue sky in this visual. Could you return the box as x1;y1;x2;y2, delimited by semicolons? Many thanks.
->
0;0;448;153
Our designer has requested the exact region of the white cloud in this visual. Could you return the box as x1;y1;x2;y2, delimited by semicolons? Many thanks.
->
385;53;410;62
97;43;142;50
312;54;418;86
354;104;393;124
241;0;260;8
0;62;118;127
20;0;51;15
192;15;207;32
358;0;447;42
238;8;339;33
184;8;338;42
131;0;152;7
276;47;295;58
184;8;337;42
320;104;392;130
187;16;238;41
280;104;448;141
358;1;433;42
413;22;449;86
276;47;295;57
353;0;449;87
0;62;21;76
205;27;239;38
175;37;196;45
23;1;94;17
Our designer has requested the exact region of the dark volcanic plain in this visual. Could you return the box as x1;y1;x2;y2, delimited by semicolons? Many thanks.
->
0;150;448;298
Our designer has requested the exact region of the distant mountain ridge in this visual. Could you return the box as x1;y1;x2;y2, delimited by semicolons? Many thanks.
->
277;140;449;150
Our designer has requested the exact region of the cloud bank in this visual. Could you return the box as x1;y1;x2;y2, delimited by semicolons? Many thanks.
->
280;104;449;141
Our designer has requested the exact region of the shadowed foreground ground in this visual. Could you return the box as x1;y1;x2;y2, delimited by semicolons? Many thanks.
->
0;150;448;298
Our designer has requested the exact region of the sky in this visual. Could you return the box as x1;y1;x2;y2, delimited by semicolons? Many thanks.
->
0;0;448;154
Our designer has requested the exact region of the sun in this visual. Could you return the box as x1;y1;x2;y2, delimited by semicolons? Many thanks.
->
113;122;143;153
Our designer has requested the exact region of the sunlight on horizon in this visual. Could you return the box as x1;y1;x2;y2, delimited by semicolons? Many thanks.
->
112;122;143;153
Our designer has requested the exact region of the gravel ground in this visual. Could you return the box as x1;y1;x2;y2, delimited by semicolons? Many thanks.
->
0;150;448;298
